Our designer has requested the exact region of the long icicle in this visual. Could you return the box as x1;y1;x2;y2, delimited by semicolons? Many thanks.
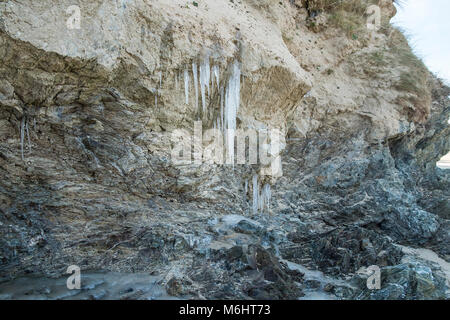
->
220;86;224;133
26;120;31;153
184;69;189;105
20;117;25;161
192;62;199;113
252;174;259;214
199;56;211;115
224;60;241;165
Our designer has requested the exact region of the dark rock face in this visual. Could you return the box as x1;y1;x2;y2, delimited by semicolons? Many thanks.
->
353;261;448;300
309;227;402;276
0;1;449;300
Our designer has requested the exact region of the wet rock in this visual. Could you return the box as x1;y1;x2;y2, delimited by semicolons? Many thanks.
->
0;0;448;301
355;262;448;300
283;226;403;276
166;278;182;296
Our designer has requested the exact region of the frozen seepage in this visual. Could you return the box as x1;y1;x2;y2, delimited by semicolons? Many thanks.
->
199;57;211;114
212;65;220;91
252;174;259;214
251;175;271;214
20;118;25;160
184;69;189;105
260;184;271;213
220;86;224;132
192;62;199;112
224;61;241;164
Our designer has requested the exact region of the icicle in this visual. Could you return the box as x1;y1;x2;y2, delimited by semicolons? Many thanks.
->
220;86;224;133
25;121;31;153
224;61;241;165
192;62;199;112
159;71;162;88
20;117;25;161
184;69;189;105
244;179;248;196
199;56;210;114
175;72;179;91
213;65;220;91
155;94;158;108
261;184;271;213
252;174;259;214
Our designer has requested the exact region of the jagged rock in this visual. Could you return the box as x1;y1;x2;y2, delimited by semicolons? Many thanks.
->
282;226;403;276
0;0;448;300
354;261;448;300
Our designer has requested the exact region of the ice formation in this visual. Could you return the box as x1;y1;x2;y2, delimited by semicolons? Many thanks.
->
199;57;211;114
252;174;259;214
212;65;220;91
176;59;241;165
224;61;241;165
192;62;199;112
251;175;271;214
20;118;25;160
184;69;189;105
244;179;248;202
260;183;271;213
220;86;224;132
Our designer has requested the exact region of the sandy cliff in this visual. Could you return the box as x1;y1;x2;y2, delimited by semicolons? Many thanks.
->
0;0;448;299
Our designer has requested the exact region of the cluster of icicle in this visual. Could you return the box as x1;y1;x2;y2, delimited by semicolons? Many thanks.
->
173;58;271;214
247;174;271;214
178;57;240;164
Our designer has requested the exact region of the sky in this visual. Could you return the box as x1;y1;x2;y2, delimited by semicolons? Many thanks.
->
391;1;450;166
391;0;450;84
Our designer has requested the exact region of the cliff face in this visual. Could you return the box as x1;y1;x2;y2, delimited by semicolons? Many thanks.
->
0;0;449;299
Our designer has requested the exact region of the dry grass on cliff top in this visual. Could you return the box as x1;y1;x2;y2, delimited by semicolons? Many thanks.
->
320;1;431;122
320;0;403;38
389;28;431;122
322;0;380;38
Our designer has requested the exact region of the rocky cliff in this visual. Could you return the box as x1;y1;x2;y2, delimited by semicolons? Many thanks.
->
0;0;449;300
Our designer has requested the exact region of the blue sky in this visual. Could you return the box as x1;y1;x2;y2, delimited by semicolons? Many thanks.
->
391;0;450;84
